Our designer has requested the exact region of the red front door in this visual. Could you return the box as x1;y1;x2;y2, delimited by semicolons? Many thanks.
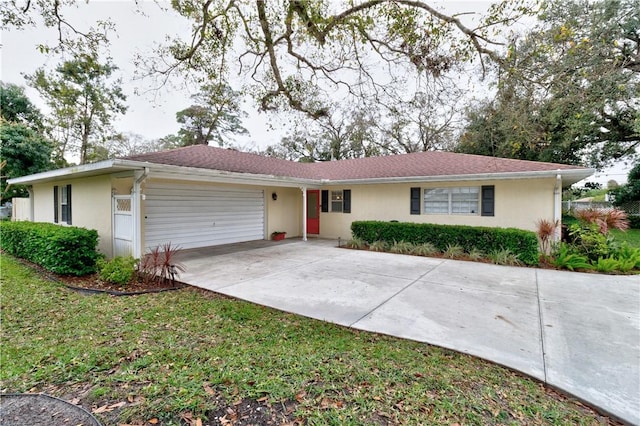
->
307;190;320;234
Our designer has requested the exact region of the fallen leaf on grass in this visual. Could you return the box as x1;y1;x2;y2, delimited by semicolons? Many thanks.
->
202;383;216;396
294;390;306;403
69;397;80;405
92;402;126;414
148;418;159;424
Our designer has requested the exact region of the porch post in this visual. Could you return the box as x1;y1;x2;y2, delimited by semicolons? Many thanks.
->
132;168;149;258
301;186;308;242
554;174;562;242
27;187;34;221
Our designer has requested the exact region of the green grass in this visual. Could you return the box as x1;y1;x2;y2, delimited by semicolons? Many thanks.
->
1;254;609;425
611;228;640;248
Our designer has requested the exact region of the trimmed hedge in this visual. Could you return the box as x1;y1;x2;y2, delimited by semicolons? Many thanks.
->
351;221;539;265
0;221;101;275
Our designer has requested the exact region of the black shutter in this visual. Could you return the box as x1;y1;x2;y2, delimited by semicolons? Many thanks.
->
66;185;72;224
343;189;351;213
410;187;421;215
321;190;329;212
481;185;495;217
53;186;59;223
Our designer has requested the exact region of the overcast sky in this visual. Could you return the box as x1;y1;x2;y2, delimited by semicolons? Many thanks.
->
0;0;633;185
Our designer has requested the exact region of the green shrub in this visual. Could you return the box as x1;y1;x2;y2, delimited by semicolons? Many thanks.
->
442;244;464;259
369;240;389;252
568;223;614;261
552;244;592;271
628;215;640;229
389;240;414;254
351;221;539;265
488;249;521;266
0;221;100;275
411;242;438;256
345;236;366;249
467;247;485;261
615;244;640;269
97;256;136;286
592;257;619;273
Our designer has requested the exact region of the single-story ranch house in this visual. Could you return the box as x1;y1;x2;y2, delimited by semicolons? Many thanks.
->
9;145;593;258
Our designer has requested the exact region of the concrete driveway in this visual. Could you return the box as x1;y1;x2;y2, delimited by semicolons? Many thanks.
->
178;239;640;425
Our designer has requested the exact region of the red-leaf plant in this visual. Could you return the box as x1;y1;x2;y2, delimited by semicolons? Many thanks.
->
138;242;186;285
575;208;630;235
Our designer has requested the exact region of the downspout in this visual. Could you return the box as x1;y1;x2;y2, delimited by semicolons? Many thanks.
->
554;174;562;242
301;187;308;242
132;167;149;258
27;186;34;221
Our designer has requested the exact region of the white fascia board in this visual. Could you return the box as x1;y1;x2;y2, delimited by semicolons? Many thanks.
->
322;169;595;186
9;157;593;189
142;163;320;188
6;160;141;185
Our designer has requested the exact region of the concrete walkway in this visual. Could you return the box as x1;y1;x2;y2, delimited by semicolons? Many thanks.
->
178;239;640;425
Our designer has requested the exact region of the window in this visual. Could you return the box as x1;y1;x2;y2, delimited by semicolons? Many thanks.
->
423;187;479;215
451;187;480;214
331;190;343;212
54;184;72;224
321;189;351;213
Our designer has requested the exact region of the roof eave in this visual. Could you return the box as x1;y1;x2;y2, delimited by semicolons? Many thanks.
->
6;159;146;185
322;169;595;186
143;163;320;188
7;158;594;189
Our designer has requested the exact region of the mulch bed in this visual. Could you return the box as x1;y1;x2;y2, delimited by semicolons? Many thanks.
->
62;272;186;295
9;255;187;295
0;393;101;426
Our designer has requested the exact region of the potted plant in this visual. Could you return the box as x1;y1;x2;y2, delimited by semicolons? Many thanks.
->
271;231;286;241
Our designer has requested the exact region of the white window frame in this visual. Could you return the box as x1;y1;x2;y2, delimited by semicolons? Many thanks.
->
423;187;480;215
331;190;343;212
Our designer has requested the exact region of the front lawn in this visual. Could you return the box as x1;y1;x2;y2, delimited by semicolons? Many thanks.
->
611;228;640;248
1;254;611;425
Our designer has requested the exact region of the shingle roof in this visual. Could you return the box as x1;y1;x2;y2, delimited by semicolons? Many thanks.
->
123;145;587;181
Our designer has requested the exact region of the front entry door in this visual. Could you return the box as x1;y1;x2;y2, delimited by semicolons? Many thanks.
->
307;190;320;234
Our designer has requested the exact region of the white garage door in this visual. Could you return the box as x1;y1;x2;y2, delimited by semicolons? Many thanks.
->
144;182;265;251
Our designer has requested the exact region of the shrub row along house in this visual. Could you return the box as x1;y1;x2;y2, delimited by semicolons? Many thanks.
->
9;145;593;258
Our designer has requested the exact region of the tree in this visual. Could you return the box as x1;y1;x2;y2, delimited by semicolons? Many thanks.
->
377;79;463;154
0;82;43;129
457;0;639;169
0;121;54;202
0;83;54;202
265;106;383;162
7;1;538;121
175;84;248;146
103;132;183;158
26;52;127;164
612;163;640;206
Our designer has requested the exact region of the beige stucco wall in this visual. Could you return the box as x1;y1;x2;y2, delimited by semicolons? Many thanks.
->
265;187;302;238
32;175;114;256
317;178;556;240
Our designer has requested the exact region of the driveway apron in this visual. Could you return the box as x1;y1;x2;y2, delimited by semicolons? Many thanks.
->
178;240;640;425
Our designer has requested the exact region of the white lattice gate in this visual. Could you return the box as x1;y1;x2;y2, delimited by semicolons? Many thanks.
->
113;195;133;257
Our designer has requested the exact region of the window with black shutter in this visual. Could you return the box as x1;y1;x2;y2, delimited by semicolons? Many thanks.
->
54;184;73;224
321;190;329;212
53;186;59;223
343;189;351;213
481;185;495;217
410;187;420;214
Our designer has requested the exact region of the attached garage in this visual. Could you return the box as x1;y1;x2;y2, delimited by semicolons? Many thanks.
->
143;182;265;250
